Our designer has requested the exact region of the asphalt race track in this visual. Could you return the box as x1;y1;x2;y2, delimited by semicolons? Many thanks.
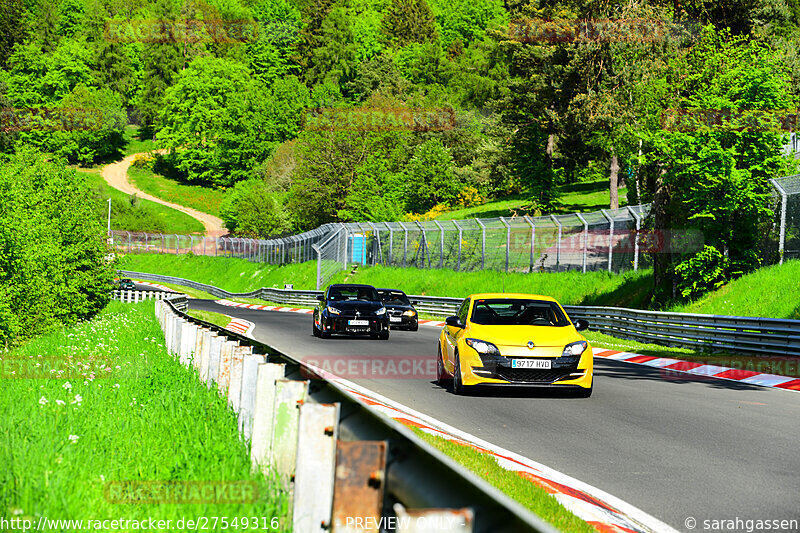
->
190;299;800;532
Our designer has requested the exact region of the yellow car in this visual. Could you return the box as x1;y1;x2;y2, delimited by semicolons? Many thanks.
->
436;293;593;397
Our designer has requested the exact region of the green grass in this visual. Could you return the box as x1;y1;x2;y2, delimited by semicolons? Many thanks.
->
118;254;652;306
671;260;800;319
187;309;232;328
437;179;628;221
0;300;288;528
122;125;157;157
412;429;595;533
84;171;205;234
128;167;226;218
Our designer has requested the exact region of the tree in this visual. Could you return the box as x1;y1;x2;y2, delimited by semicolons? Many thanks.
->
157;56;303;186
404;138;461;212
381;0;438;47
0;149;114;346
220;179;292;237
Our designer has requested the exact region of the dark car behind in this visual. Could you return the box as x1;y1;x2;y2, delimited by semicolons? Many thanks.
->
313;284;390;339
377;289;418;331
116;278;136;290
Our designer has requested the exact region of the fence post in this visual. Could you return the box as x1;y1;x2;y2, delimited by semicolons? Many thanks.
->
500;217;510;272
626;206;641;271
601;209;614;272
398;221;408;267
475;219;485;270
369;222;383;265
313;244;322;290
415;221;429;268
173;234;179;255
453;220;462;271
341;224;348;269
433;220;444;268
575;213;588;273
771;178;788;264
385;222;393;265
524;215;536;273
549;215;561;271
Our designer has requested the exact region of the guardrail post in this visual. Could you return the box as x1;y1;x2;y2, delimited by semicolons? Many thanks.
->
192;328;205;371
452;220;462;271
239;353;266;441
179;322;196;367
771;178;788;264
626;206;641;270
601;209;614;272
500;217;510;272
203;334;222;384
251;363;287;470
228;345;251;413
475;219;485;270
217;340;237;393
575;213;588;273
198;330;214;381
331;441;387;531
292;403;340;533
271;379;309;484
549;215;562;272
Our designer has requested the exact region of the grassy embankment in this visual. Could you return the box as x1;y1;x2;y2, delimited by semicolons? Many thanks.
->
437;179;628;220
128;167;226;219
0;300;287;527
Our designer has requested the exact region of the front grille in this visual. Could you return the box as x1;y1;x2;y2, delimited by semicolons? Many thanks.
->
494;367;574;383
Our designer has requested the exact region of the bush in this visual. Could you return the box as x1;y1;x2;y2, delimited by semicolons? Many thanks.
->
0;149;114;346
220;180;292;237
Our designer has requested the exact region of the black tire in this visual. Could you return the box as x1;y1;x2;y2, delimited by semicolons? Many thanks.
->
435;345;450;387
380;329;390;340
319;318;330;339
410;324;419;332
452;351;464;395
312;314;320;337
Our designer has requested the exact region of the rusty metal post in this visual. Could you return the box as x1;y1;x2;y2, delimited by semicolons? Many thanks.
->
251;363;287;471
228;345;251;412
292;403;340;532
217;340;237;395
331;441;387;532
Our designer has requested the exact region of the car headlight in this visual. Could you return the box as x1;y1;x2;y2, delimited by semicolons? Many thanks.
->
465;338;500;356
403;310;416;317
327;306;342;315
562;341;588;357
374;307;386;315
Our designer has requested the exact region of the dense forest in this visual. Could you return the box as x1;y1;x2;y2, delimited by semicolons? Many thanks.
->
2;0;800;303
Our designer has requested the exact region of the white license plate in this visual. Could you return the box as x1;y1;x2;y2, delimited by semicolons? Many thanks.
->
389;317;402;323
511;359;551;369
348;320;369;326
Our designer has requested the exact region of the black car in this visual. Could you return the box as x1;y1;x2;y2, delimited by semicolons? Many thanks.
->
313;284;390;339
377;289;419;331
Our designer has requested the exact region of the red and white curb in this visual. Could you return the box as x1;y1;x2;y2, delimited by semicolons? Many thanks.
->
313;372;678;533
593;348;800;392
226;317;255;339
214;299;447;327
133;280;176;292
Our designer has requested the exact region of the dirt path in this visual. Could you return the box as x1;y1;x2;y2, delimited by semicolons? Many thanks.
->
101;152;227;237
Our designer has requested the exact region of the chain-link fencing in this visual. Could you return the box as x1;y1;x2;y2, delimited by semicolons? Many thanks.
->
110;177;800;290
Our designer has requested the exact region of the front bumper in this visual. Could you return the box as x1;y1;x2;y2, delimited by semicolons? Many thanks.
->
387;313;418;330
460;350;593;388
322;314;389;335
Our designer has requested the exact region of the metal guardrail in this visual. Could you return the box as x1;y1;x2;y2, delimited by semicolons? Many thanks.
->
121;270;800;356
155;293;558;533
112;288;188;310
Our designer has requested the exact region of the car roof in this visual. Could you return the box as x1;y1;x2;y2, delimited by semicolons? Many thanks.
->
377;288;406;294
468;293;558;303
328;284;376;289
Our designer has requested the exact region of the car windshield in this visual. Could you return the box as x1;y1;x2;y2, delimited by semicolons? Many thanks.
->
328;287;379;302
470;299;570;327
378;290;410;306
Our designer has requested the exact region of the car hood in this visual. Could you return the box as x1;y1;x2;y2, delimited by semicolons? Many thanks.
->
327;301;383;313
466;324;582;348
383;303;414;311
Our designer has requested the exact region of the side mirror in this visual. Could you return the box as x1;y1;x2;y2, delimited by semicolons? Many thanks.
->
316;295;325;302
411;301;419;306
574;319;589;331
445;316;464;328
